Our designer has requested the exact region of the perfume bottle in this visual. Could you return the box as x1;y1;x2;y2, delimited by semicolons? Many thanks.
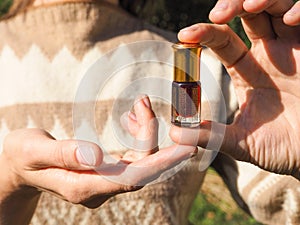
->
171;42;202;127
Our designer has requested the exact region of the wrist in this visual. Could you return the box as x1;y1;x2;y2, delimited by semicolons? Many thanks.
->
0;152;19;196
0;153;41;225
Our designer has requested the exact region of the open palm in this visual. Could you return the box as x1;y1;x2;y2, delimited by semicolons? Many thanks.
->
228;35;300;176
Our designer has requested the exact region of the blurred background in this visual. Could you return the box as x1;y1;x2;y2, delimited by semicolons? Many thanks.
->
0;0;250;46
0;0;10;15
0;0;260;224
121;0;250;47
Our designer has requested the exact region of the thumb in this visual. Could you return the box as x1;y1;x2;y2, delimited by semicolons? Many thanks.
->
52;140;104;169
5;129;103;170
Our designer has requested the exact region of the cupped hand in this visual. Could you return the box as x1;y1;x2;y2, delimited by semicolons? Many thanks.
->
170;0;300;178
1;97;195;211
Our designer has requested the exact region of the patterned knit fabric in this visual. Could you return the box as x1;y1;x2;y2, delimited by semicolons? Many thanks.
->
237;161;300;225
213;149;300;225
0;2;224;224
3;2;299;225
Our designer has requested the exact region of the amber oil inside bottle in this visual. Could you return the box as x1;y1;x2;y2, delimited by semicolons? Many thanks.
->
171;43;202;127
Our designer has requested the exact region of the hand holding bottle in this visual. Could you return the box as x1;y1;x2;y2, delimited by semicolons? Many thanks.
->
170;0;300;178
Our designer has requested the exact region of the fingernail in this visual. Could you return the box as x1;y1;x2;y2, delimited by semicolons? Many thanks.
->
211;2;228;12
128;111;137;121
76;146;97;167
180;24;199;32
142;96;151;109
134;94;151;108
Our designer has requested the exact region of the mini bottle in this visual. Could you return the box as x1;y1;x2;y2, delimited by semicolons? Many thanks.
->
171;42;202;127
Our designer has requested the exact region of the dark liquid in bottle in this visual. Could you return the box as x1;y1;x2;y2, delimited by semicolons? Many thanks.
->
171;81;201;127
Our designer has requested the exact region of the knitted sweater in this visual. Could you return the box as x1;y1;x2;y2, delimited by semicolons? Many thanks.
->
2;2;300;225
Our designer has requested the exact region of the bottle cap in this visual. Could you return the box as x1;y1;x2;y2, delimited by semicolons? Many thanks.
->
173;42;202;82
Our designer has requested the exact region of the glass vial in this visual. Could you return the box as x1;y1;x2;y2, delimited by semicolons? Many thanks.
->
171;42;202;127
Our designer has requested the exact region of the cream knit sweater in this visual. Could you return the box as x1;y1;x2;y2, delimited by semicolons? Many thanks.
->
0;2;215;224
1;2;300;225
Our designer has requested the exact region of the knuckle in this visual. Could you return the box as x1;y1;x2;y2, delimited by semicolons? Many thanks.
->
52;142;66;167
54;140;77;169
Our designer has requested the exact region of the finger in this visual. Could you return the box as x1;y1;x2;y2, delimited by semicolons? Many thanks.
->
242;0;297;40
29;168;136;205
178;23;275;94
178;23;248;67
120;111;139;134
121;95;156;135
113;144;198;186
240;12;276;41
27;145;197;202
169;121;220;150
41;140;103;169
124;95;159;160
243;0;294;16
133;95;158;148
284;1;300;26
243;13;300;40
169;121;246;161
9;129;104;169
209;0;244;24
132;94;154;126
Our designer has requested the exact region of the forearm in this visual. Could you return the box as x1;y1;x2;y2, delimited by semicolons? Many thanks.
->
0;155;41;225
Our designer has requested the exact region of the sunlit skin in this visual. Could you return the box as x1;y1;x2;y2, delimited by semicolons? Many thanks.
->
170;0;300;179
0;95;196;225
0;1;196;224
1;0;300;224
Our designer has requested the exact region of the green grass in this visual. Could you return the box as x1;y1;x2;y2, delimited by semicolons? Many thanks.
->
189;193;263;225
0;0;11;17
188;167;263;225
